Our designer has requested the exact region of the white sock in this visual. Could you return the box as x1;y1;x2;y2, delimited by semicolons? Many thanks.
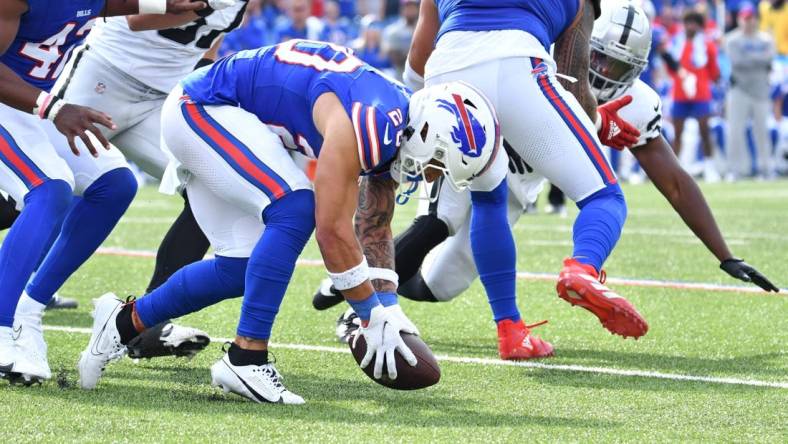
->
15;292;46;317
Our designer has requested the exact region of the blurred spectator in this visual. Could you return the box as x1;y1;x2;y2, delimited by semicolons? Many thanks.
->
318;0;354;45
336;0;356;18
661;10;722;181
220;0;276;56
276;0;323;42
383;0;418;76
760;0;788;54
354;18;393;73
381;0;402;21
725;4;776;179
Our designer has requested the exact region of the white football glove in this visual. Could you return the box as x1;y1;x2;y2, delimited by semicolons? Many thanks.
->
207;0;238;10
356;305;418;379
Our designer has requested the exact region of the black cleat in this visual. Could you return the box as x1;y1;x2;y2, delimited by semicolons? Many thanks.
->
46;295;78;310
312;278;344;311
126;322;210;360
335;308;360;343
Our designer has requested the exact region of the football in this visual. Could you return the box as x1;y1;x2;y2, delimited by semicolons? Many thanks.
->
349;332;441;390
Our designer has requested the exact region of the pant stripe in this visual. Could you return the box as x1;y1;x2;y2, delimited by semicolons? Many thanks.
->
532;59;617;185
181;102;291;201
0;124;47;189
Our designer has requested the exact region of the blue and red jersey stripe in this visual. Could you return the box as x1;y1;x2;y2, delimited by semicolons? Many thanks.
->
0;124;47;189
180;102;292;201
531;58;617;186
351;102;382;173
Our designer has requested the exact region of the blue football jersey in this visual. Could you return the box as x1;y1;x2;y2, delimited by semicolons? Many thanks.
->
1;0;103;91
182;40;411;175
435;0;579;50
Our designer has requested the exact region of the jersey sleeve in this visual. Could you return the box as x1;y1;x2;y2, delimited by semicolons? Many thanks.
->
351;102;406;175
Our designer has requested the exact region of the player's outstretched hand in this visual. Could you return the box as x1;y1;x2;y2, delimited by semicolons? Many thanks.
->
166;0;207;13
720;258;780;292
596;95;640;150
357;305;418;380
53;104;115;158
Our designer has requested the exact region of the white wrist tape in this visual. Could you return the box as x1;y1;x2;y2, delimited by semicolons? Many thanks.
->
328;257;369;290
402;60;424;92
139;0;167;14
369;267;399;286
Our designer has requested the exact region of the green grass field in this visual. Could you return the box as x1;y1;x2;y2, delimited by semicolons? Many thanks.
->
1;180;786;443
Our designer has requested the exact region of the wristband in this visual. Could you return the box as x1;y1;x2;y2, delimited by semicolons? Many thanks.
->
328;257;369;291
346;293;381;321
369;267;399;286
139;0;167;14
32;92;65;122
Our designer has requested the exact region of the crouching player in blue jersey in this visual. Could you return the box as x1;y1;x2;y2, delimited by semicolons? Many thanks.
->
0;0;206;385
78;40;429;404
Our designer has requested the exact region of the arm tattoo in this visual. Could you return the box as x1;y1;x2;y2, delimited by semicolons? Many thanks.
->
554;0;597;120
355;175;397;293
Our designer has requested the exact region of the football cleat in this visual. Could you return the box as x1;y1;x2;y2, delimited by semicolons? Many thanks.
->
335;308;360;343
13;309;51;381
45;293;78;310
127;322;210;360
78;293;128;389
210;350;305;405
312;278;344;311
557;258;648;339
496;319;554;360
0;326;45;385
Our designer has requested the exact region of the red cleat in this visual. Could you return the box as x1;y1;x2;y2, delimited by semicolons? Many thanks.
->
557;258;648;339
497;319;554;360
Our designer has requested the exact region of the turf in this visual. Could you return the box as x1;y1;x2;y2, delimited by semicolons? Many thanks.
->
1;180;786;443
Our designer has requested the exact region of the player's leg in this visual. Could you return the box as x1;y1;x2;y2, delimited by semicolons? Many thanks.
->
0;195;19;230
726;88;750;179
751;95;774;177
0;105;75;383
492;57;643;338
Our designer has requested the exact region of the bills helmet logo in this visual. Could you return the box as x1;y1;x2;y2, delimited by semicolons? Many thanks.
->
436;94;486;158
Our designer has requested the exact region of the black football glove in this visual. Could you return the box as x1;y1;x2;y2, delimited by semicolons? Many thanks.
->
504;139;532;175
720;258;779;292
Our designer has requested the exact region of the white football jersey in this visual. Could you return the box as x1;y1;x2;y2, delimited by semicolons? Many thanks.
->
87;2;247;92
618;78;663;148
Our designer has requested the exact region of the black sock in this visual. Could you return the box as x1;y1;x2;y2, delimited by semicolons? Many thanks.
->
116;303;141;345
228;343;269;366
398;272;439;302
146;191;211;293
394;214;449;283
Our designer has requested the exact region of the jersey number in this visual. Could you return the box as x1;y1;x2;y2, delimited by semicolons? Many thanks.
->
19;20;95;80
274;40;363;73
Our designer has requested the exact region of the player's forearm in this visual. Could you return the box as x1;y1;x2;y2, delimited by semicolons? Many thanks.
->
554;0;598;120
315;220;377;301
634;138;733;262
126;11;198;31
0;63;44;113
355;176;397;293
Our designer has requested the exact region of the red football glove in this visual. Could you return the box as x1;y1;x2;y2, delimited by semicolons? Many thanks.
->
595;95;640;150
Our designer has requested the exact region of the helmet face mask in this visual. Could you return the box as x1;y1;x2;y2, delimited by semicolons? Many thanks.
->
589;0;652;103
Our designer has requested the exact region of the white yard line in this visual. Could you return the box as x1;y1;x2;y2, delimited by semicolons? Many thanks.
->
95;247;787;294
44;325;788;389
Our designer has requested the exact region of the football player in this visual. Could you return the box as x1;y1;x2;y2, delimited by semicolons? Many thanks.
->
314;0;646;360
77;40;433;404
48;1;250;360
323;0;779;349
0;0;205;385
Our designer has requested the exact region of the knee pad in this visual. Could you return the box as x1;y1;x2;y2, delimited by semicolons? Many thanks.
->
577;183;627;220
262;189;316;242
84;167;138;205
26;179;73;215
394;214;449;282
470;179;507;205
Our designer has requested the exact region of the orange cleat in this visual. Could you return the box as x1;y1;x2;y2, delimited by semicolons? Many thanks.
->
496;319;554;360
557;258;648;339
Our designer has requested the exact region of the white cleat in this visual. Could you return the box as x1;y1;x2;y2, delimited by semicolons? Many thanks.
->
0;326;45;385
210;353;305;405
77;293;127;389
13;310;51;381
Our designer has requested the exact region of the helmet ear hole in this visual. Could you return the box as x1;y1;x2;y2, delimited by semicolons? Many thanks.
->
420;122;430;142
